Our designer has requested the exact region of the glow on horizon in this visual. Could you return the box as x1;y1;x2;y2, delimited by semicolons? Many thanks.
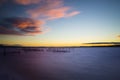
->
0;34;119;47
0;0;120;46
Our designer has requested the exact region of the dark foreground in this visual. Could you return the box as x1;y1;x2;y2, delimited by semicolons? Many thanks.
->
0;47;120;80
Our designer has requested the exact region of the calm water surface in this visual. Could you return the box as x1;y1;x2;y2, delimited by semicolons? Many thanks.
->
0;47;120;80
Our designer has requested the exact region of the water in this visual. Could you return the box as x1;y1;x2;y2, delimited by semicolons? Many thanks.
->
0;47;120;80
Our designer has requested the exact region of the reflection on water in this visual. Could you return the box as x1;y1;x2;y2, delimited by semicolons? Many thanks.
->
0;47;120;80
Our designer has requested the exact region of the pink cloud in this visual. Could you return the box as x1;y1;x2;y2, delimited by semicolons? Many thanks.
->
0;0;42;5
0;0;80;36
27;0;80;20
0;17;46;35
0;26;22;35
43;7;70;20
66;11;80;17
14;0;42;5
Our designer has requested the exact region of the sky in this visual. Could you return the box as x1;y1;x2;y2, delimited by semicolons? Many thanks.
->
0;0;120;46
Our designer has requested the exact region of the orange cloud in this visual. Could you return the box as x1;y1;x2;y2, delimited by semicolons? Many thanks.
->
14;0;42;5
27;0;80;20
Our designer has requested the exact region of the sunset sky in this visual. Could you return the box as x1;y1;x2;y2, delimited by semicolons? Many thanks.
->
0;0;120;46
